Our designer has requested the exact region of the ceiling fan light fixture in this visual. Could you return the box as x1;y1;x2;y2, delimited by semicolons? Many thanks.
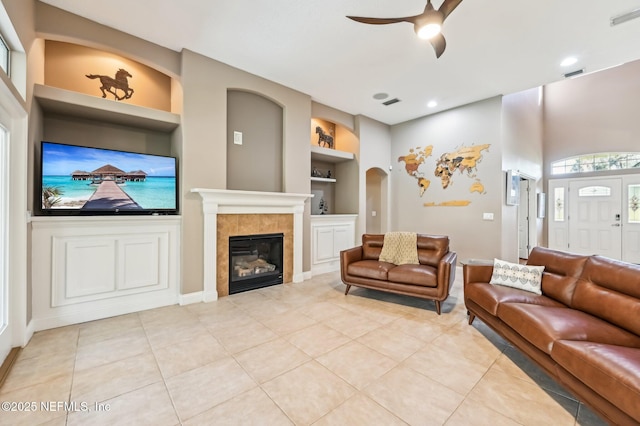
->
414;11;443;40
417;23;442;39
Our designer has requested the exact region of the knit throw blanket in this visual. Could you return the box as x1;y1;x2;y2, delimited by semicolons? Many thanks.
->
378;232;419;265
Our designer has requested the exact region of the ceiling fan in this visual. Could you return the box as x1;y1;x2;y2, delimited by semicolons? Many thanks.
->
347;0;464;58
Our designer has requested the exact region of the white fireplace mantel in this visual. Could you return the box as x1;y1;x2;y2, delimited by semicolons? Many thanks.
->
191;188;313;301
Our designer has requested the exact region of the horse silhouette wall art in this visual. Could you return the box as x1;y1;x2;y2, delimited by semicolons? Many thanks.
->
86;68;134;101
315;126;334;149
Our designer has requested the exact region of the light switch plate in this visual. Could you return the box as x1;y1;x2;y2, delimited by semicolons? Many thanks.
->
483;212;494;221
233;131;243;145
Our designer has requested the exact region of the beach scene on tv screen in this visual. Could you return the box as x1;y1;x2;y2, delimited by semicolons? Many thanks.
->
41;143;177;211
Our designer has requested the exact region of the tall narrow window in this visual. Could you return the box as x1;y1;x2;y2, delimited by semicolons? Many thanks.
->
0;34;8;76
554;187;565;221
629;185;640;224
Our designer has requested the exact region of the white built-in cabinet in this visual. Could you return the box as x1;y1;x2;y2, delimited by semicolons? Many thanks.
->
30;84;182;331
31;216;181;330
310;214;357;275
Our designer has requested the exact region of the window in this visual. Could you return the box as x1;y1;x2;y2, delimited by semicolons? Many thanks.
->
578;186;611;197
554;187;564;221
0;34;8;76
629;185;640;223
551;153;640;175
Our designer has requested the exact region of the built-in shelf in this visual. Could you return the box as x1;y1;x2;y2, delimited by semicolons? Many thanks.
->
34;84;181;132
310;177;337;183
310;145;354;163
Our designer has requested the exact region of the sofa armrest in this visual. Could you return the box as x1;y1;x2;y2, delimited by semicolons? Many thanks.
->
463;262;494;286
438;251;458;295
340;246;363;281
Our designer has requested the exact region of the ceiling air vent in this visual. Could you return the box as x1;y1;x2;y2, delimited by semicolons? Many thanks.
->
563;69;584;79
382;97;401;106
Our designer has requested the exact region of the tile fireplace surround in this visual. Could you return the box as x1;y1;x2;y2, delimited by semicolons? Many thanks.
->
192;189;313;301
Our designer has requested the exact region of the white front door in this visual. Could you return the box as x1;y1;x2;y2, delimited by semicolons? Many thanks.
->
0;124;10;363
568;178;622;258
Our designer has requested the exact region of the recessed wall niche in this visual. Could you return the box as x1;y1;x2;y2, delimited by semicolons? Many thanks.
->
226;90;283;193
44;40;172;111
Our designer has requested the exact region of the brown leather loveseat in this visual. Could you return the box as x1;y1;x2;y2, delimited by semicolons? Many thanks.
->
463;246;640;425
340;233;457;314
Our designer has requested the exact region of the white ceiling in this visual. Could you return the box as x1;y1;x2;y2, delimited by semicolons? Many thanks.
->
40;0;640;125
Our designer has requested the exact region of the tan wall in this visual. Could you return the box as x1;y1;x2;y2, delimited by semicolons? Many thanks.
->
45;40;171;111
180;49;312;295
390;97;504;262
227;90;283;192
500;88;545;257
356;115;391;237
544;58;640;164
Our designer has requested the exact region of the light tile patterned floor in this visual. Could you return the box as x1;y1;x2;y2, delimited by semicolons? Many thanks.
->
0;270;607;425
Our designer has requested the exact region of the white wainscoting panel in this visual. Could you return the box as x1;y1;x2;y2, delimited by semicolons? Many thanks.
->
118;236;164;291
31;216;180;331
55;238;117;302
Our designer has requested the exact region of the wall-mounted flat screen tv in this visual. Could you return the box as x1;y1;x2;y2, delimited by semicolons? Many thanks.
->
39;141;178;215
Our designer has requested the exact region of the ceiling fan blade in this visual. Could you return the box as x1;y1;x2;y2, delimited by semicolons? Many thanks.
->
438;0;464;20
347;16;417;25
430;33;446;58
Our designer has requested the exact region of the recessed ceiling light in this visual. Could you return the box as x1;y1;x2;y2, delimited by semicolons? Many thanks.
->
561;57;578;67
373;92;389;100
427;100;438;108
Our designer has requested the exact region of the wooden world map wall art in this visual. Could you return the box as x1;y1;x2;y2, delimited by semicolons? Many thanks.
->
86;68;134;101
398;143;491;207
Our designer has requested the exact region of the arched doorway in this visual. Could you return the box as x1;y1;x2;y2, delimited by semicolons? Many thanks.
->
366;167;388;234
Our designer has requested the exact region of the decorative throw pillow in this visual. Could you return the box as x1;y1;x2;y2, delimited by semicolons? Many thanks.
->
489;259;544;295
378;232;419;265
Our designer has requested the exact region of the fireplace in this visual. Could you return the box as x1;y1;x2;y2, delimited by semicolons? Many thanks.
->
229;233;284;294
192;189;312;301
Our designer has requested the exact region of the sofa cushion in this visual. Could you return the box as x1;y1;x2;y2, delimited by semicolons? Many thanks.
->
497;303;640;354
362;234;384;260
388;264;437;287
464;282;563;316
379;232;419;265
347;260;395;281
416;235;449;267
552;341;640;422
490;259;544;294
572;256;640;336
527;247;588;306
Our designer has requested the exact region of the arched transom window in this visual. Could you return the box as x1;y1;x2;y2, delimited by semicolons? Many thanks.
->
551;153;640;175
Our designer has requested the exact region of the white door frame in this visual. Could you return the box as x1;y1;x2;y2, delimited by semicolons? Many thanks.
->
548;174;640;263
516;173;538;259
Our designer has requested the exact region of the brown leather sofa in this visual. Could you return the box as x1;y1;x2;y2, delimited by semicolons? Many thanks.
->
463;247;640;425
340;234;457;314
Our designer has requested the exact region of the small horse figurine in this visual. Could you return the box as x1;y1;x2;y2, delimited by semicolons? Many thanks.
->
316;126;334;149
86;68;134;101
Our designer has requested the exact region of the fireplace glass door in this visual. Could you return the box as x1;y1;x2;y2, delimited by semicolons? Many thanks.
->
229;233;284;294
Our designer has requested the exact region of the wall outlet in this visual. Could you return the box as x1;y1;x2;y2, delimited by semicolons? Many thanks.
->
371;210;377;217
233;131;243;145
483;212;494;221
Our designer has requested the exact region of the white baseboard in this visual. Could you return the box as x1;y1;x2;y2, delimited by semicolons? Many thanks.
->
202;290;218;302
302;270;313;281
179;291;203;305
23;320;35;347
30;293;178;332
